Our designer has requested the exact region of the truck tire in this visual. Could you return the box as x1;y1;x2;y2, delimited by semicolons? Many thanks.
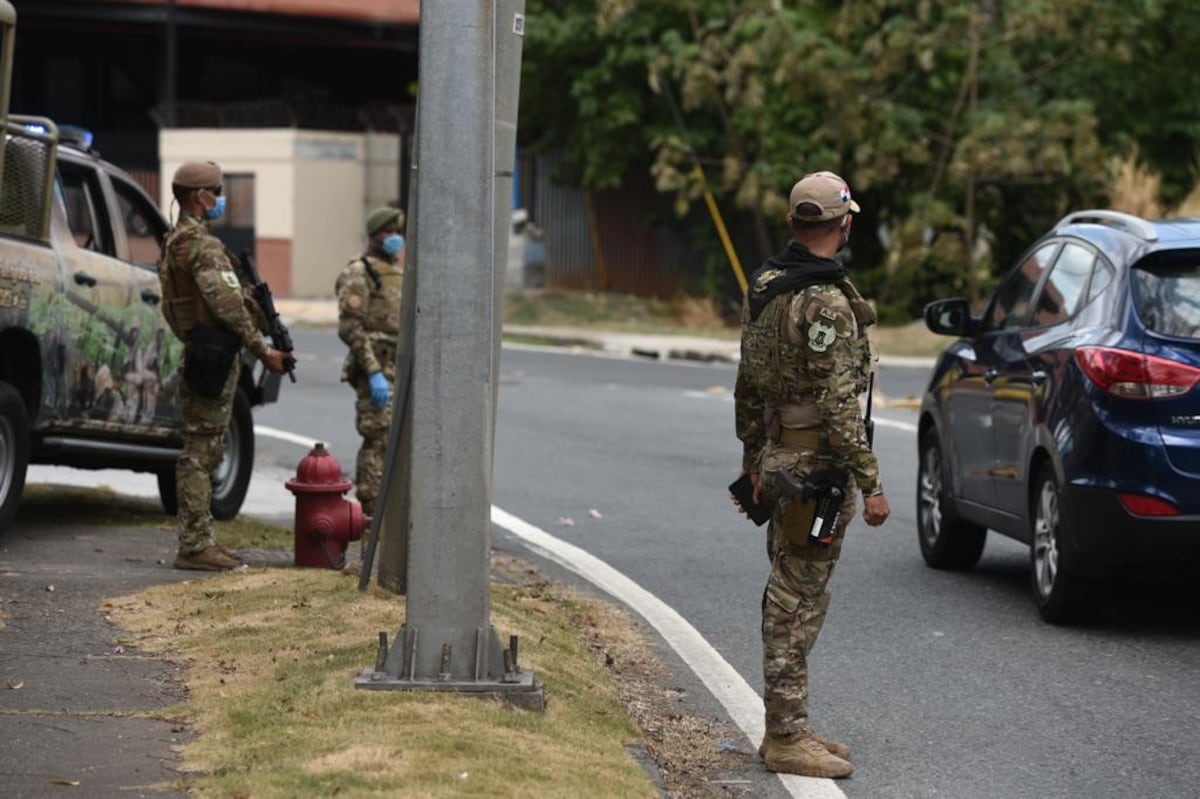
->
0;382;31;536
157;388;254;521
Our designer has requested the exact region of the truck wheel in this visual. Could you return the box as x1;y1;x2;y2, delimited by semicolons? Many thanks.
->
156;388;254;521
211;388;254;520
0;382;30;536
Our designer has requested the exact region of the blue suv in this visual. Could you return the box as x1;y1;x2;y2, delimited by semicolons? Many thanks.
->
918;210;1200;623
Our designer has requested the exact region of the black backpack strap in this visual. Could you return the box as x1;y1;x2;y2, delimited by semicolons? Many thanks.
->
360;256;382;291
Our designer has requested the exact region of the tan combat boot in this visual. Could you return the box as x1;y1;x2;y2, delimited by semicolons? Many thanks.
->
761;732;854;778
215;544;245;565
759;732;851;760
174;545;247;572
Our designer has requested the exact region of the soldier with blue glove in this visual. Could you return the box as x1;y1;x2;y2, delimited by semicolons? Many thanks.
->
335;206;406;570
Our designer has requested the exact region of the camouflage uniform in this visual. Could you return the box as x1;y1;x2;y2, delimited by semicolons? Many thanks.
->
734;255;880;740
160;213;269;554
335;253;402;516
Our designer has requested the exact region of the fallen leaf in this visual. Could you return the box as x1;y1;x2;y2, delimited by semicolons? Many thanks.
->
52;778;80;786
7;680;24;690
558;517;575;526
588;508;603;519
45;585;55;592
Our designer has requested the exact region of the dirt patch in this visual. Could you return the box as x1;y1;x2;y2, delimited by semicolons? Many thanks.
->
494;553;757;797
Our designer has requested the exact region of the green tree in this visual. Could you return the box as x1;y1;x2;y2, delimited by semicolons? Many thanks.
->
520;1;1193;321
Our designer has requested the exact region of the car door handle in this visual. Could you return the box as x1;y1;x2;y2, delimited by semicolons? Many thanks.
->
984;368;998;384
73;270;97;287
141;288;160;305
1031;370;1047;386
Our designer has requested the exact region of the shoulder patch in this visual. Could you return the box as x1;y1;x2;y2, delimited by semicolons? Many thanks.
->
807;319;837;352
345;294;363;311
220;271;239;289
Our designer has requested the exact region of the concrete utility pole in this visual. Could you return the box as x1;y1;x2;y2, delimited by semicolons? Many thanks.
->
357;0;540;708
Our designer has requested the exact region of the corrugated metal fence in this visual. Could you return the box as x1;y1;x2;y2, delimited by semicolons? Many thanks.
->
520;150;703;299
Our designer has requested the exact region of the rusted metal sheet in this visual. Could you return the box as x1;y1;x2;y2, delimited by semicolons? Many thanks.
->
524;151;695;298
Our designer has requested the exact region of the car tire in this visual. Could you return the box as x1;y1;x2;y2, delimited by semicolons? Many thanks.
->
1030;463;1094;624
917;428;986;570
156;388;254;521
0;382;31;536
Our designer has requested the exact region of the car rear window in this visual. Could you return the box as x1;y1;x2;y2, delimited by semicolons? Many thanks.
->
1132;256;1200;339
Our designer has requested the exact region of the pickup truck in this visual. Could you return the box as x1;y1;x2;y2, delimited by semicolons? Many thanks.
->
0;119;281;535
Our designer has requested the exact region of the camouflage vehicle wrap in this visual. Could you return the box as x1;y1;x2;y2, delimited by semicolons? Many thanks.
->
0;122;281;533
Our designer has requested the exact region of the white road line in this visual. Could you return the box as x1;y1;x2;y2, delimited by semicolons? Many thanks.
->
490;507;847;799
875;416;917;433
255;424;324;449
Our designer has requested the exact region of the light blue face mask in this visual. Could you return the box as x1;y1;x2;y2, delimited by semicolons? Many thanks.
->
204;195;227;221
381;233;405;257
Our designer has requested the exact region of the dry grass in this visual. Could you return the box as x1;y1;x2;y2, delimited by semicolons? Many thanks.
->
506;290;736;337
106;550;749;798
1108;153;1164;218
870;319;954;358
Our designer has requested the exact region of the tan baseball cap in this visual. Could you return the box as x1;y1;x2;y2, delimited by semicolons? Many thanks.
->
172;161;222;189
789;171;860;221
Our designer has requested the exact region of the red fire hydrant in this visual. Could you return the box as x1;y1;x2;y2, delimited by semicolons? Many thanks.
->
286;442;369;569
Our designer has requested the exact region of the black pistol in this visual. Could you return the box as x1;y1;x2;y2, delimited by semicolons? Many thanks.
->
778;468;849;547
238;249;296;382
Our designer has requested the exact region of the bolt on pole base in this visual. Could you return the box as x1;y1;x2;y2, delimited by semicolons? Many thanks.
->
354;668;545;712
354;625;546;712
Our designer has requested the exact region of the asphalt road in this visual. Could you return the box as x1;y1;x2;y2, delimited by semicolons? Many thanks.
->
254;328;1200;798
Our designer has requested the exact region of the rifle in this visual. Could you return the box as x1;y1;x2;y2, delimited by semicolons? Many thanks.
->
865;372;875;449
236;249;296;382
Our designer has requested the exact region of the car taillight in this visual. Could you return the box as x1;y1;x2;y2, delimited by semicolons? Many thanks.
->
1117;492;1180;516
1074;346;1200;399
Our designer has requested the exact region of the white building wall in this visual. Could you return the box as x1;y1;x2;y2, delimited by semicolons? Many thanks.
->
159;128;403;298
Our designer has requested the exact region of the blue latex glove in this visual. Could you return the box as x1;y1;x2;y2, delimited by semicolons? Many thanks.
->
368;371;391;408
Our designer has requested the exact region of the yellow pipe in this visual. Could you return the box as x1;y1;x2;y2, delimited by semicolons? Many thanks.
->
694;164;748;295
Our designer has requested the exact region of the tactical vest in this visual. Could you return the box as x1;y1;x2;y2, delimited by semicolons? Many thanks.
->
158;223;219;341
359;256;403;336
740;279;874;420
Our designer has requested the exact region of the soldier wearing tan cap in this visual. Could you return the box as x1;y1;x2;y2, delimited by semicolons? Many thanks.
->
159;160;290;571
334;205;406;574
732;170;890;778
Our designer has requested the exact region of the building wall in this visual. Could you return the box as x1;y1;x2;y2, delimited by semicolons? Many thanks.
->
292;132;363;297
159;127;403;298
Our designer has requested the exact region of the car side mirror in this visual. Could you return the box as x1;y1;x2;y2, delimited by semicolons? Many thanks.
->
924;297;975;337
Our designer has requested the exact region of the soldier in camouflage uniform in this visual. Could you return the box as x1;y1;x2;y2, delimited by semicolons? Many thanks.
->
159;161;289;572
336;206;405;537
733;171;891;779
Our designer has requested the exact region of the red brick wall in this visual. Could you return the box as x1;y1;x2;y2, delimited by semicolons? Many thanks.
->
256;238;293;297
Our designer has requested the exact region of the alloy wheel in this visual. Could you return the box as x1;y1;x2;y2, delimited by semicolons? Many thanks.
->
918;442;944;547
1032;478;1060;599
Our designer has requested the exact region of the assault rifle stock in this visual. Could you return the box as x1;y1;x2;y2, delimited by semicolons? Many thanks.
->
236;249;296;382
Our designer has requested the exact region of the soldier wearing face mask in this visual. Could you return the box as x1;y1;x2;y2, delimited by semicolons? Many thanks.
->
159;160;290;572
335;206;405;573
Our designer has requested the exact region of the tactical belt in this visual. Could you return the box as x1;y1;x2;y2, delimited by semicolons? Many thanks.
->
777;428;826;449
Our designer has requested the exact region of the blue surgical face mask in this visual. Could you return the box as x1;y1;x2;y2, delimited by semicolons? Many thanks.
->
204;195;226;221
381;233;404;257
